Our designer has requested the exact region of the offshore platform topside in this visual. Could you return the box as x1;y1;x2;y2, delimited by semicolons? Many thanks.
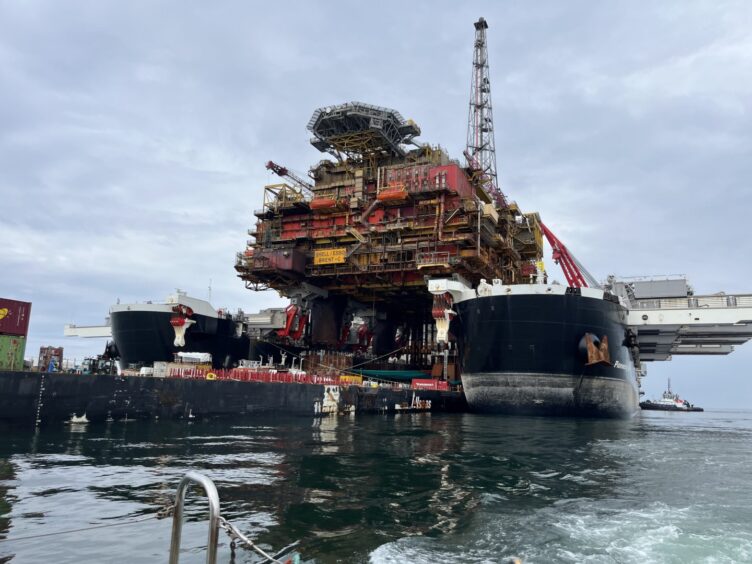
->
235;101;544;376
233;18;752;417
235;19;548;379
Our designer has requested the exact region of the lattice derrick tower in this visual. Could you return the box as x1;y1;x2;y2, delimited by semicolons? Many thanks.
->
466;17;506;208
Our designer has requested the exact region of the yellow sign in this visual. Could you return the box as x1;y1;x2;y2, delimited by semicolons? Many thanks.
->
314;247;347;265
340;374;363;385
0;308;7;321
536;260;546;272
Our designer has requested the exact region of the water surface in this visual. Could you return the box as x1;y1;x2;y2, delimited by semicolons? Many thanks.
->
1;411;751;563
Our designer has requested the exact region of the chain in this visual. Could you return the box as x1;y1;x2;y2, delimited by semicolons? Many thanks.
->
155;498;175;520
218;516;285;563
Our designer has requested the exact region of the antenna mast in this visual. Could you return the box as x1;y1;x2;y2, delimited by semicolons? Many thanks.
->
466;17;505;207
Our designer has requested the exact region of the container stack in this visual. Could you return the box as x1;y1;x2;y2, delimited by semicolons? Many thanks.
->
0;298;31;371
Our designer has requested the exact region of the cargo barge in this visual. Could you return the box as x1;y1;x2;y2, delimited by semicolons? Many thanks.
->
0;368;467;426
0;369;466;426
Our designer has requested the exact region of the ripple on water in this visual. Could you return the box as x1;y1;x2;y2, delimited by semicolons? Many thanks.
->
1;412;752;562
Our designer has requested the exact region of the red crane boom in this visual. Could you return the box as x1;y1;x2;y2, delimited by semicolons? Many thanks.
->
539;222;597;289
266;161;314;199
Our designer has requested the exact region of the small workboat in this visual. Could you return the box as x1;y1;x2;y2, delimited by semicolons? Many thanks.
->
640;378;704;412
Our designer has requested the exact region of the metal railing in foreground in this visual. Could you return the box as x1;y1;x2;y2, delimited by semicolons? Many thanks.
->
169;471;298;564
169;471;220;564
0;470;296;563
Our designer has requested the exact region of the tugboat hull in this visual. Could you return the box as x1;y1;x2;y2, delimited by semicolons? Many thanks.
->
639;402;704;412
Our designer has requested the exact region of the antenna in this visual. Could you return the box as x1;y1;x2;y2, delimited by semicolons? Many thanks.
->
466;17;506;207
208;278;212;303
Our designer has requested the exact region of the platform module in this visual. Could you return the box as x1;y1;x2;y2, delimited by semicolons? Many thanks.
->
609;277;752;361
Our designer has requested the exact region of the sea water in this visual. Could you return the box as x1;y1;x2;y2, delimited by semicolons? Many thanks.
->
1;411;751;563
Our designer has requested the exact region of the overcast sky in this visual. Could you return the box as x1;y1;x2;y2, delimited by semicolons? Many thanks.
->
2;1;751;407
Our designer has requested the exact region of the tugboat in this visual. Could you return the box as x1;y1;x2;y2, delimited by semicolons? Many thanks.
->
640;378;704;412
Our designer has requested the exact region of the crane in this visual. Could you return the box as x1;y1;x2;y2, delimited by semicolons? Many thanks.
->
539;222;600;288
265;160;314;199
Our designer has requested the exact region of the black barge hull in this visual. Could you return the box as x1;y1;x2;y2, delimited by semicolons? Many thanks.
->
454;290;640;418
0;371;467;426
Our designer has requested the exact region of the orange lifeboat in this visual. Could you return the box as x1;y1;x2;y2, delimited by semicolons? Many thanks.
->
310;197;338;210
377;188;408;202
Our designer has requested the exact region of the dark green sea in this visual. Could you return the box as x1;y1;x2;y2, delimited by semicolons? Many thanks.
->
1;411;751;563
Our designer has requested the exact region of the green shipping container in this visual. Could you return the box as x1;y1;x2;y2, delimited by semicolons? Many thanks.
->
0;334;26;371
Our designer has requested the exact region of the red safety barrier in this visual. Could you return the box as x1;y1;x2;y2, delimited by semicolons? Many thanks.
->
411;379;449;391
163;366;453;393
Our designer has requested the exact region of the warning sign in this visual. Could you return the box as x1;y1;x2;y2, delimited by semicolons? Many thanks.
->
314;247;347;265
340;374;363;385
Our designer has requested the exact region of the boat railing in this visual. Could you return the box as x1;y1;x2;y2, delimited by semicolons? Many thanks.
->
169;471;221;564
168;472;298;563
630;294;752;310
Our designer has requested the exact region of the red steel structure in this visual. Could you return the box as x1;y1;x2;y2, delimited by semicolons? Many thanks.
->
235;101;544;370
235;19;591;374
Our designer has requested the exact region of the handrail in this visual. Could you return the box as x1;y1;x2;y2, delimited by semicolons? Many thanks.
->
631;294;752;311
169;471;221;564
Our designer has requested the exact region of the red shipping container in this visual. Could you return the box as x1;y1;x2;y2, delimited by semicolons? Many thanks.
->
0;298;32;337
412;379;449;391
